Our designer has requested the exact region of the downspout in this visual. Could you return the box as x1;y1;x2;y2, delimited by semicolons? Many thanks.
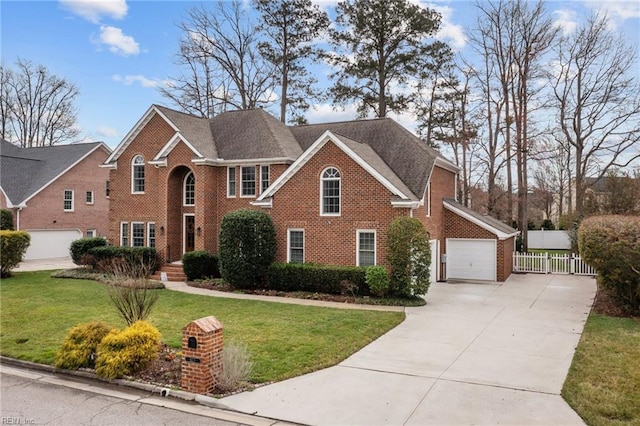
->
16;207;22;230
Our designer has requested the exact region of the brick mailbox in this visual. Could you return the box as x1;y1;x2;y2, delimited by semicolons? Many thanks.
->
181;316;224;394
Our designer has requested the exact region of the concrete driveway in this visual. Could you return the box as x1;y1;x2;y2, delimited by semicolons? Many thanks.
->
222;274;597;425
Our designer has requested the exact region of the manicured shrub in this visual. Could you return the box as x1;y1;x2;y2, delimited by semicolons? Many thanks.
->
0;209;13;230
54;321;114;370
219;209;276;289
182;250;220;280
386;217;431;297
70;237;107;266
541;219;555;230
95;321;161;380
0;230;30;277
366;265;391;297
266;262;368;295
88;246;158;277
579;215;640;313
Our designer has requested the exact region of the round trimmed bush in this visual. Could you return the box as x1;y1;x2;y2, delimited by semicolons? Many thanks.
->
182;250;220;280
366;265;390;297
70;237;107;266
55;321;115;370
0;230;30;277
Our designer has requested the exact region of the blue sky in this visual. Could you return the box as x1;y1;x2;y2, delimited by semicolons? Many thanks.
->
2;0;639;149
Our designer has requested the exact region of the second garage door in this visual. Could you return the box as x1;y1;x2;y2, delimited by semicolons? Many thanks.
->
24;229;83;260
446;238;496;281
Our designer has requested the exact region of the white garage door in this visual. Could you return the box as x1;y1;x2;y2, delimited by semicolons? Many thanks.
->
446;238;496;281
24;229;83;260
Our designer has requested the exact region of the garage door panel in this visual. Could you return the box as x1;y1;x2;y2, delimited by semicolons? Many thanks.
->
447;239;496;281
24;229;83;260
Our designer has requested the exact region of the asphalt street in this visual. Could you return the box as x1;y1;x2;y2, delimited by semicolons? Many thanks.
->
0;367;256;426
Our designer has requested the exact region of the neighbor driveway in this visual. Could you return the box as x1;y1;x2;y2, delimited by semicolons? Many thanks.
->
222;274;596;425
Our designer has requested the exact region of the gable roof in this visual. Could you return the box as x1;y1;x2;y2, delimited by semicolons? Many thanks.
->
255;131;417;207
443;198;519;240
289;118;458;200
0;139;110;207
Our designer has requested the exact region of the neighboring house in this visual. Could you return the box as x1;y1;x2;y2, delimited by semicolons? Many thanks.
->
0;139;111;260
102;105;518;282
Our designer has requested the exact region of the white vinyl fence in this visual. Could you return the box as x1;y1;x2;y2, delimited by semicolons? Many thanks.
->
513;252;596;276
527;230;571;250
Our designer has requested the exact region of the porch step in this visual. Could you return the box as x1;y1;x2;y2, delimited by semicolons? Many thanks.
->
150;263;187;282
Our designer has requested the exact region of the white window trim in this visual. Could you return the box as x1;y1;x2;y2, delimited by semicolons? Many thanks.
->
64;189;74;212
147;222;156;248
356;229;377;267
287;228;305;263
120;222;129;246
183;171;195;206
240;165;257;198
131;155;145;194
131;221;145;247
86;229;96;237
227;166;236;198
426;182;431;217
86;191;94;205
320;167;341;217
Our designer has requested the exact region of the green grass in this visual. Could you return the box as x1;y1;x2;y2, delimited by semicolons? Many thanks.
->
0;271;404;383
562;313;640;425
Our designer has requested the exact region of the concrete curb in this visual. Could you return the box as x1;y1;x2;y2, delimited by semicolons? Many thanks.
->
0;356;235;411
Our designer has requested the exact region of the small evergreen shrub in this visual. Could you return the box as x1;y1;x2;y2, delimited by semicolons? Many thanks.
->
0;209;14;230
266;262;368;295
182;250;220;280
219;209;276;289
540;219;555;230
70;237;107;266
94;321;162;380
88;246;158;277
579;215;640;313
0;230;30;277
366;265;390;297
386;217;431;297
216;341;254;393
54;321;114;370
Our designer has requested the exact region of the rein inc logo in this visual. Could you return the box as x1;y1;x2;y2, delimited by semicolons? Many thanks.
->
1;418;34;425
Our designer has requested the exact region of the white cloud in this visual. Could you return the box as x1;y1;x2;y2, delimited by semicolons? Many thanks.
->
59;0;128;23
424;2;467;51
97;126;119;138
95;26;139;56
553;9;579;35
112;74;161;88
582;0;640;20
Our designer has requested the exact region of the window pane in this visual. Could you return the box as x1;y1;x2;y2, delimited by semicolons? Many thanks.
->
241;166;256;196
184;173;195;205
133;156;145;193
86;191;93;203
358;232;375;266
64;190;73;211
148;223;156;248
121;223;129;246
289;230;304;263
323;180;340;214
228;167;236;196
132;223;144;247
261;165;270;192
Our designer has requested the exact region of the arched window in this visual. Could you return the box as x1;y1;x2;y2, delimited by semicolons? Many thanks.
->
184;171;195;206
321;167;341;215
132;155;145;193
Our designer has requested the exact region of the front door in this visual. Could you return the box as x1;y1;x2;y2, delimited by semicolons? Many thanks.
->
184;215;195;253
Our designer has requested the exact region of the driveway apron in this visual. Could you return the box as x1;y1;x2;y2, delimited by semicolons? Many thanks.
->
221;274;596;425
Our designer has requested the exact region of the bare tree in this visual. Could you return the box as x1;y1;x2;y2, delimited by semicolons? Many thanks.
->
550;13;640;218
160;1;276;116
1;59;80;147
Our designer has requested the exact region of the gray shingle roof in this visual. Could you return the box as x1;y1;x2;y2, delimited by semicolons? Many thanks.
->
154;105;218;159
290;118;452;201
444;198;519;237
0;139;107;206
210;109;302;161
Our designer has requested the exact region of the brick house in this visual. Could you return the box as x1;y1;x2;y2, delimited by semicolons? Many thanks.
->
102;105;518;282
0;139;111;259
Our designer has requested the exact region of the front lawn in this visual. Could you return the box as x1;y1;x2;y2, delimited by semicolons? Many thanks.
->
562;313;640;425
0;271;404;383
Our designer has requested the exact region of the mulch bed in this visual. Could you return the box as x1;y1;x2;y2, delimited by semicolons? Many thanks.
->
592;287;640;319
